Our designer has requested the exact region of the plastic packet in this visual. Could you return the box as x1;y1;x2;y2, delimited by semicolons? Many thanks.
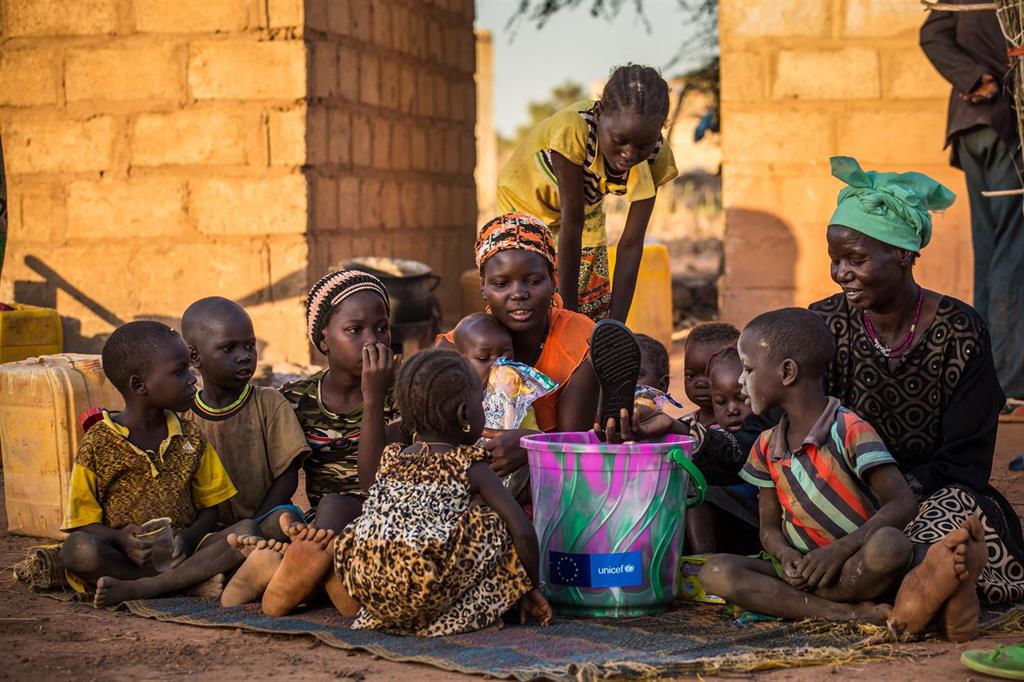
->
634;384;685;412
483;357;557;430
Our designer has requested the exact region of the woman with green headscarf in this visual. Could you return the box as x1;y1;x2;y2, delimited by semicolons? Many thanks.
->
810;156;1024;609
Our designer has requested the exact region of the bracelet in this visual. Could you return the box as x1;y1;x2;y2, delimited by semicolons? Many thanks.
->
533;580;547;591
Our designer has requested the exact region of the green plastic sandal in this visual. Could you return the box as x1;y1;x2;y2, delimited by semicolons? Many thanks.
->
961;643;1024;680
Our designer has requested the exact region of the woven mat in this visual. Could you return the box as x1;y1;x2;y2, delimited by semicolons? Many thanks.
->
121;597;950;680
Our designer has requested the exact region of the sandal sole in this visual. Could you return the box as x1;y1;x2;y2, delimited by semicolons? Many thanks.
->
590;319;641;427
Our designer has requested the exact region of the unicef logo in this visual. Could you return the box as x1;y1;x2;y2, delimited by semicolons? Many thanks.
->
624;563;635;574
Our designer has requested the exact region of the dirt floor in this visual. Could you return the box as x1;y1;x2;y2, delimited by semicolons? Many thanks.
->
1;345;1022;681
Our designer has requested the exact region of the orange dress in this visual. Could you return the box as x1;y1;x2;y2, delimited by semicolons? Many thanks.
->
439;307;593;432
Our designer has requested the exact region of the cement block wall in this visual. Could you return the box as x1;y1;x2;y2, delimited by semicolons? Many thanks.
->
718;0;972;326
0;0;476;364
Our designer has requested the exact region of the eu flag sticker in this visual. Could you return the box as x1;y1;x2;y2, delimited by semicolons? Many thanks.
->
549;551;644;588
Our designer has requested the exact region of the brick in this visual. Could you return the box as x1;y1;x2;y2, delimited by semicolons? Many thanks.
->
67;44;182;103
418;182;436;228
719;0;828;39
14;182;65;244
381;180;400;229
359;52;380;106
411;125;427;170
372;118;391;169
0;48;59;106
312;41;338;98
373;2;391;48
326;0;351;35
720;50;764;103
434;183;450;228
133;109;247;165
338;46;360;101
266;233;310;300
427;18;444;63
391;4;409;53
836;111;948;164
303;0;328;32
67;178;187;239
722;111;832;163
390;120;409;170
843;0;925;37
268;106;307;166
407;10;425;59
134;0;249;32
885;49;950;100
380;59;399;110
399;66;416;114
267;0;303;28
351;0;371;37
434;74;449;119
312;175;338;230
351;113;372;167
190;176;308;235
444;128;460;173
418;69;434;117
307;106;329;165
772;48;880;100
444;25;461;70
399;181;418;229
338;176;360;230
3;116;116;174
189;40;306;100
3;0;117;36
720;287;794;330
328;109;351;164
359;179;382;229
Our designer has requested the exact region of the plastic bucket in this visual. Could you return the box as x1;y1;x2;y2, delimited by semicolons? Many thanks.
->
521;431;706;617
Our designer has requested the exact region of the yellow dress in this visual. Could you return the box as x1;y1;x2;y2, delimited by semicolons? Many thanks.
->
497;99;678;319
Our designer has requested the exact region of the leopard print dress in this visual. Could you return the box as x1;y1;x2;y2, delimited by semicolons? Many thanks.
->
333;443;533;636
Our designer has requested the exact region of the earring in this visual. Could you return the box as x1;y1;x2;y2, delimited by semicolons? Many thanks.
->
484;304;492;315
461;422;471;433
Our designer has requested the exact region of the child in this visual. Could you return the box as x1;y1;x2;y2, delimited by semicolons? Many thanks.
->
700;309;918;623
634;333;684;412
251;350;554;634
708;347;750;433
59;321;254;607
682;322;740;427
280;271;400;533
452;312;514;388
181;297;310;540
498;64;678;321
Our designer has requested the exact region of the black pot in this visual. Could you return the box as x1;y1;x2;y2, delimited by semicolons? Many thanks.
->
342;258;442;326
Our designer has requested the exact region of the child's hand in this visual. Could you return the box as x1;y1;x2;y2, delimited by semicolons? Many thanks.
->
520;589;553;626
795;544;852;589
483;429;531;476
777;547;809;590
593;405;681;444
361;343;399;404
117;524;153;566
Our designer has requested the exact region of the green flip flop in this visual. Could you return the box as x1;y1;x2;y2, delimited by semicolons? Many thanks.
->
961;643;1024;680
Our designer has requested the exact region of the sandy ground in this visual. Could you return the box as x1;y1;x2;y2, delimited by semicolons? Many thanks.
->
1;344;1022;681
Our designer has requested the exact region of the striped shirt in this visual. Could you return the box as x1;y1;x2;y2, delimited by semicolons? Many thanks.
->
740;397;896;552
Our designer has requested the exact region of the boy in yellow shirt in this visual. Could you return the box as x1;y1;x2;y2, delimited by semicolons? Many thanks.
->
60;321;254;607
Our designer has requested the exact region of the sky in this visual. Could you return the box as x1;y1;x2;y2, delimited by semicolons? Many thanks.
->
475;0;707;138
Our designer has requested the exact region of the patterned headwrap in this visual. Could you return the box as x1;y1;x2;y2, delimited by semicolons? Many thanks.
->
475;212;558;272
306;270;390;352
828;156;956;253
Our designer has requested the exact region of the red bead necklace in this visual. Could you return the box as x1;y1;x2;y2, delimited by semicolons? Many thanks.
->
863;287;924;359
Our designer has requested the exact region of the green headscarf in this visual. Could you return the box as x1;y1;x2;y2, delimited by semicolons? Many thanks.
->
828;156;956;253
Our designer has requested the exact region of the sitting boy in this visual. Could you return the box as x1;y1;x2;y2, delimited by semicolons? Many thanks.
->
60;321;256;607
634;333;684;412
700;308;918;623
181;297;310;540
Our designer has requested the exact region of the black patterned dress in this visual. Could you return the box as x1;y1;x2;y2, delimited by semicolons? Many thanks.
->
811;293;1024;603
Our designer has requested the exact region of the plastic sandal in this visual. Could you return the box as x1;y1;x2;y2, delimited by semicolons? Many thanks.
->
590;319;641;430
961;643;1024;680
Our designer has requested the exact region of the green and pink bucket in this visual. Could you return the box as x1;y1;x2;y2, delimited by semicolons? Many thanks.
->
521;432;706;617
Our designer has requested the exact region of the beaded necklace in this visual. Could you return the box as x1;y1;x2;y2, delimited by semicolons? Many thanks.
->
862;287;924;359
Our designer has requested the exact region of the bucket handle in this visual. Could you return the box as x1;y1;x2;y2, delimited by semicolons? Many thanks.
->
427;273;441;292
668;448;707;508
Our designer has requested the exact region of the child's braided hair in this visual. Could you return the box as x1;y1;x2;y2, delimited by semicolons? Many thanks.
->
306;270;390;353
601;63;670;123
396;349;477;439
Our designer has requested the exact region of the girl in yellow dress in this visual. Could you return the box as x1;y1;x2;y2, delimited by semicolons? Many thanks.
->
497;64;678;321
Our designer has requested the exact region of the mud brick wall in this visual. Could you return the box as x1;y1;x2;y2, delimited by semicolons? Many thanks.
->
718;0;973;325
303;0;477;321
0;0;477;363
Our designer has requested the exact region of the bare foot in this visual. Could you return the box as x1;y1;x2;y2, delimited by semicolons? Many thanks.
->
221;541;288;608
262;526;335;617
481;618;504;632
227;533;273;558
184;573;225;600
278;510;303;538
889;524;971;639
94;576;145;608
851;601;892;625
324;572;360;618
939;516;986;642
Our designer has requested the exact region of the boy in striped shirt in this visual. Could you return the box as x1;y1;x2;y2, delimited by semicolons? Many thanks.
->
700;308;918;623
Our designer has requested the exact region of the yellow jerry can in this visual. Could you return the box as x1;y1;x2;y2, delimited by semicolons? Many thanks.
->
0;303;63;364
608;243;674;351
0;354;124;538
